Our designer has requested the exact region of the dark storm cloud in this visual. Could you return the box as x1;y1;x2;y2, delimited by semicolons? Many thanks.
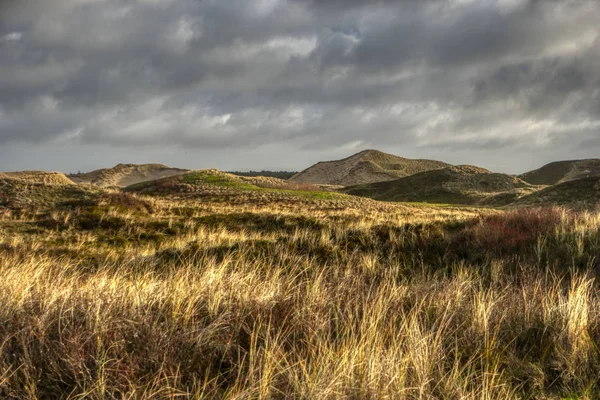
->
0;0;599;172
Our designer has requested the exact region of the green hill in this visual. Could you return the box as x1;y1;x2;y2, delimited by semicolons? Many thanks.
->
124;169;258;194
344;165;538;205
289;149;450;186
515;176;600;210
124;169;345;201
520;159;600;185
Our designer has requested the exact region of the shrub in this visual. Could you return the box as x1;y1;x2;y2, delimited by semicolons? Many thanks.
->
468;207;567;255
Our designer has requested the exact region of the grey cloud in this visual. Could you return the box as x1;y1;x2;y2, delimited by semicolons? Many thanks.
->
580;136;600;149
311;1;598;73
420;135;528;152
0;0;599;172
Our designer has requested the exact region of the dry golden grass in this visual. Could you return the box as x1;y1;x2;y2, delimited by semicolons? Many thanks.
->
0;171;75;185
1;189;600;399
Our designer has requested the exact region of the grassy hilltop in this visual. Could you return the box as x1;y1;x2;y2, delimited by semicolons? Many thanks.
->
1;169;600;398
289;149;450;186
520;159;600;186
344;165;540;206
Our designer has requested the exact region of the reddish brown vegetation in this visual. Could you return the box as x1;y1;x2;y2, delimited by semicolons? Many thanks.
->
473;208;566;253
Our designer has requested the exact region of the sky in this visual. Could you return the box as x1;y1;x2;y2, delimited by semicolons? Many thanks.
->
0;0;599;174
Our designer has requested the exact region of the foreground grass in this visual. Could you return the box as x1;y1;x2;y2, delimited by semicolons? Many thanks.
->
1;192;600;398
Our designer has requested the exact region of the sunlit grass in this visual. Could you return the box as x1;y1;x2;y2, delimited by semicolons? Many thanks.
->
1;192;600;399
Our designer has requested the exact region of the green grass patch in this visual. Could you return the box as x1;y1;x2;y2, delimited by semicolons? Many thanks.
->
181;171;257;190
178;171;345;200
124;170;348;200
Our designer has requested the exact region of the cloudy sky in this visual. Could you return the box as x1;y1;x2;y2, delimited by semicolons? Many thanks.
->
0;0;599;174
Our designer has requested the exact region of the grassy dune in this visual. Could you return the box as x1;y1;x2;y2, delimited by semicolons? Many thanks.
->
1;187;600;398
289;149;450;186
520;160;600;186
344;165;539;206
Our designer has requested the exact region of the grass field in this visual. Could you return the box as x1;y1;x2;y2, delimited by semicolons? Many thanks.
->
1;185;600;399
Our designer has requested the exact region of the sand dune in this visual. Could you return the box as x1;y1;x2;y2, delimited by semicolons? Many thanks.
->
290;149;450;186
69;163;189;187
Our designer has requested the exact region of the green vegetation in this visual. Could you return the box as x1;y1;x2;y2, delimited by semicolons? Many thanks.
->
516;176;600;210
181;170;259;189
520;159;600;185
344;165;538;206
125;169;345;202
3;167;600;398
123;169;256;192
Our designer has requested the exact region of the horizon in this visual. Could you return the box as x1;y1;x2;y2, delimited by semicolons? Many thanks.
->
1;146;599;176
1;1;599;174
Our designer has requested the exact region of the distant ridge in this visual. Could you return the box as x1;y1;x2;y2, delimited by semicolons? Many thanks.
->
344;165;537;205
69;163;189;187
289;149;450;186
520;159;600;185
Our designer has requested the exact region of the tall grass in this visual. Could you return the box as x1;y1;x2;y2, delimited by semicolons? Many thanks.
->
1;197;600;398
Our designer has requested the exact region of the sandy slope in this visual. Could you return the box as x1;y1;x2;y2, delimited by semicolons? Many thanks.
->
69;163;189;187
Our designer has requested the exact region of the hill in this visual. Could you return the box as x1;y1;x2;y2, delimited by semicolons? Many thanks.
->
124;169;346;202
289;149;450;186
344;165;538;205
520;159;600;185
0;173;95;216
125;169;260;194
515;176;600;210
69;163;189;187
0;171;75;185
